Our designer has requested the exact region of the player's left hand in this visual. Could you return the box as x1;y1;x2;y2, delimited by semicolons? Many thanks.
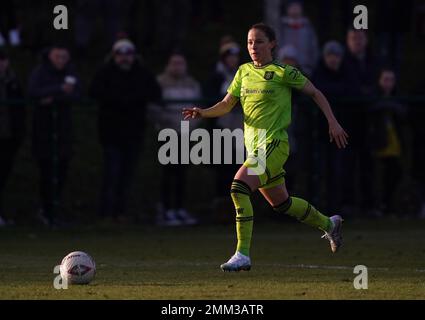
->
329;120;349;149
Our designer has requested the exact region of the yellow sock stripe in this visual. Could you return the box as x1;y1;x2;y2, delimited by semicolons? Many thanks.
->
231;183;250;193
231;188;250;196
231;180;252;194
233;179;252;191
236;216;254;222
273;197;292;214
299;203;312;221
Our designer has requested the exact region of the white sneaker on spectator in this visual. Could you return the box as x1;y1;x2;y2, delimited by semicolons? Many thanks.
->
158;209;182;227
8;29;21;46
176;208;198;225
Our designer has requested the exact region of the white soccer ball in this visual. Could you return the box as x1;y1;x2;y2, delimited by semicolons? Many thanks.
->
60;251;96;285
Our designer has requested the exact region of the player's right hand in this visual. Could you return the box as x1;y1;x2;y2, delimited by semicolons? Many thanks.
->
329;120;349;149
182;107;203;120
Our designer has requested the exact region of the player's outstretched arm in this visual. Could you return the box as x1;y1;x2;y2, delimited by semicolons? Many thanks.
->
301;80;349;149
182;93;239;120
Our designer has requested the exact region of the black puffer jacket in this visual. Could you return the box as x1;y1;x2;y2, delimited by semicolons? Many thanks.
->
311;59;360;141
90;59;161;146
342;50;379;97
28;51;81;159
312;59;359;101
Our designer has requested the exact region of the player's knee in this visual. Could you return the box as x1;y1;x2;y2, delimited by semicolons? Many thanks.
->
273;196;292;214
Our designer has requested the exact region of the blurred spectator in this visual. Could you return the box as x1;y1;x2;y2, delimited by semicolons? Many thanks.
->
278;44;299;68
277;1;319;76
90;39;161;223
155;52;200;226
28;45;81;227
343;29;378;96
312;41;358;213
0;50;25;226
313;41;355;97
264;0;284;41
0;0;21;47
279;44;298;64
368;69;408;216
206;40;241;100
204;39;244;222
74;0;124;58
341;28;380;216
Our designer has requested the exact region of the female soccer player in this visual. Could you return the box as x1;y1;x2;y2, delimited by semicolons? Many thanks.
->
182;23;349;272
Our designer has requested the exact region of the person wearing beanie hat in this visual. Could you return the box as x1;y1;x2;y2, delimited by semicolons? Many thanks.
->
278;44;299;68
219;42;240;58
90;39;162;224
207;39;241;99
112;39;136;55
110;39;137;71
321;40;345;73
323;40;344;57
205;38;243;220
311;40;355;215
278;44;297;60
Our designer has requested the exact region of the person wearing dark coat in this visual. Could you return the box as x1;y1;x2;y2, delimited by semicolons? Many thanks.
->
339;29;381;216
0;50;25;226
28;45;81;226
312;40;357;214
368;69;408;216
90;39;161;222
204;40;243;219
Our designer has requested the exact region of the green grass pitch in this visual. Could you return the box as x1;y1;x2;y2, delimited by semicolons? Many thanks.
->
1;219;424;299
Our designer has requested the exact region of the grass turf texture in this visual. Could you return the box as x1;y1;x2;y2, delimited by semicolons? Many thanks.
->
1;219;424;299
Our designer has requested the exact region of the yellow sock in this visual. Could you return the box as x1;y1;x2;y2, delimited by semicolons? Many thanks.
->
273;197;332;232
230;180;254;256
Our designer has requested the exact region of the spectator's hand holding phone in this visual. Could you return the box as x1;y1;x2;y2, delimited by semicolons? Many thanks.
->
62;76;76;95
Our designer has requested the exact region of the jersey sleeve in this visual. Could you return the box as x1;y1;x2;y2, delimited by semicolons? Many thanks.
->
282;65;307;90
227;66;243;97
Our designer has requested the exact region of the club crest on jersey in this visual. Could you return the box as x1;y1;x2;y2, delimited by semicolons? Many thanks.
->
264;71;275;80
